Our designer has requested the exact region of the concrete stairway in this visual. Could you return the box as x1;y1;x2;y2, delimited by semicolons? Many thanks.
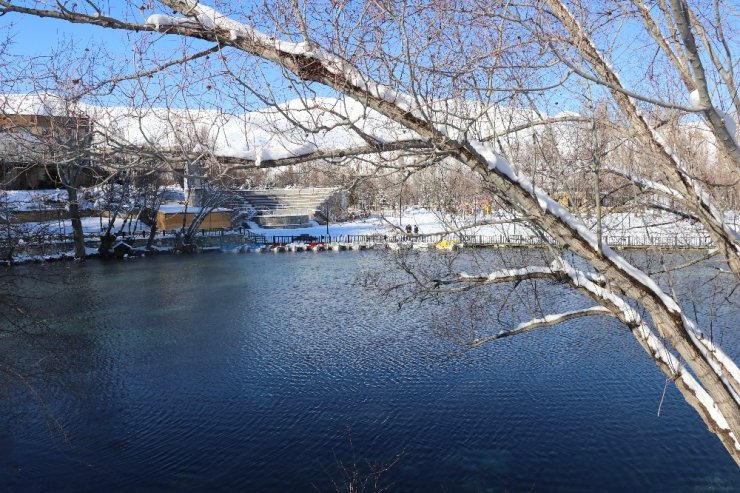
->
226;187;342;228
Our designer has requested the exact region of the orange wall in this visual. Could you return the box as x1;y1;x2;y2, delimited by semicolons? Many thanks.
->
155;211;232;230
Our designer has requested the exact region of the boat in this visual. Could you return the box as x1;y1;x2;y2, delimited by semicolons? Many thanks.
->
435;239;460;251
287;242;306;252
412;242;431;250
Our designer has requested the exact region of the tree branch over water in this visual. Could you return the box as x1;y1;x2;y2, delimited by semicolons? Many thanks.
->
1;0;739;463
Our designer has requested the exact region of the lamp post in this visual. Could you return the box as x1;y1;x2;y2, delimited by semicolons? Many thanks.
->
399;182;402;226
324;202;330;238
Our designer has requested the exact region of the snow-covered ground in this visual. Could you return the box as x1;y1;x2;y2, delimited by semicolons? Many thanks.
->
5;203;738;241
3;187;738;248
0;187;183;214
1;189;85;211
3;204;737;264
246;206;737;247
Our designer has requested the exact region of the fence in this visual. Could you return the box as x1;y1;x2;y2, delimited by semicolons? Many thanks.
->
222;230;715;249
4;227;715;258
326;232;712;249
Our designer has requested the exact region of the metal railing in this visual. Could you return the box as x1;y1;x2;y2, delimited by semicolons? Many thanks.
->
5;227;715;251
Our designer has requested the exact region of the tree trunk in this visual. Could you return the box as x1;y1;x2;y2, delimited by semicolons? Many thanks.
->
151;0;740;448
145;222;158;251
65;186;86;260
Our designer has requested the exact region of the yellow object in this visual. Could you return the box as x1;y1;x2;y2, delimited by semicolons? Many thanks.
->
435;240;459;250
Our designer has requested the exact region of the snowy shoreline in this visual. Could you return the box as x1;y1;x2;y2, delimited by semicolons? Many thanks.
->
3;205;730;265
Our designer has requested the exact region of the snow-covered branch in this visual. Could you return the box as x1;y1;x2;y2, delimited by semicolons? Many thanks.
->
144;0;740;444
542;0;740;277
667;0;740;164
552;257;740;454
686;6;740;117
434;266;563;293
601;166;685;201
468;306;612;348
215;139;439;171
4;0;738;463
445;255;740;456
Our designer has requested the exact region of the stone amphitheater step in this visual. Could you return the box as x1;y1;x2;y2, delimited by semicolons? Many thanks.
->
227;188;341;223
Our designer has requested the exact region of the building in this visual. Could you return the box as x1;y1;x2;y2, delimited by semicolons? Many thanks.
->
152;204;233;231
0;112;98;189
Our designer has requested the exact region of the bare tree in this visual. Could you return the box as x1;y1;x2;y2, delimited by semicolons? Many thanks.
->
0;0;738;463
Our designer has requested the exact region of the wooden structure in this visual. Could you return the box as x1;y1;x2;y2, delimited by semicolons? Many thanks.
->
153;205;232;231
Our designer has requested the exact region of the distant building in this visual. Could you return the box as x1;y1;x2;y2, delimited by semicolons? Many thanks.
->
0;113;99;189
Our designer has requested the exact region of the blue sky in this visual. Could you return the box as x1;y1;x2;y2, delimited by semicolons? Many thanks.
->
3;9;135;56
1;10;292;111
0;3;635;116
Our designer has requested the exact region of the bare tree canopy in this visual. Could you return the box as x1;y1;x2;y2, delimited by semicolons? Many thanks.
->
1;0;739;463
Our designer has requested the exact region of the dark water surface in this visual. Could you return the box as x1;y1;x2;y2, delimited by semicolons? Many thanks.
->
1;253;738;492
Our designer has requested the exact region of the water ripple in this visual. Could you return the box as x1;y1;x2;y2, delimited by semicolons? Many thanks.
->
1;253;737;493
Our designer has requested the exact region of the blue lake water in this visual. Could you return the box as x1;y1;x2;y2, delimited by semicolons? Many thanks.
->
0;252;738;492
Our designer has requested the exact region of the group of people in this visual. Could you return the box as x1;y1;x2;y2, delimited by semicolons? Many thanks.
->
404;224;419;235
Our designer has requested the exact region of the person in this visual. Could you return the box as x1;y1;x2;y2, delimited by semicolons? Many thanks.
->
405;224;412;234
413;225;419;235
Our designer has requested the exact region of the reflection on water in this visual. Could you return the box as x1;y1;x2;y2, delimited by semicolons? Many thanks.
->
0;252;738;492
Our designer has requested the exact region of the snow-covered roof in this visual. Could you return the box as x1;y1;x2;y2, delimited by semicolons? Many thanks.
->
1;91;724;179
0;92;82;117
0;92;566;163
0;93;410;160
157;203;230;214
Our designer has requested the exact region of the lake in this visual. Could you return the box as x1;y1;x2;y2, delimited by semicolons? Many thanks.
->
0;252;738;492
